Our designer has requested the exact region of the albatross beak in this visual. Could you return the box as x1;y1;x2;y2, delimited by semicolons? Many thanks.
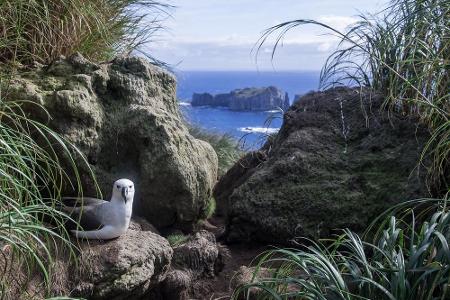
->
121;187;129;203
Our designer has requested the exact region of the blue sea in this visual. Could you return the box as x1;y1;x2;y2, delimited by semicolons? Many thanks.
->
176;71;320;148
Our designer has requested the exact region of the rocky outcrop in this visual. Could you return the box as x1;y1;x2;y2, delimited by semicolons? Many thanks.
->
215;87;430;244
154;231;227;300
1;220;230;300
191;86;290;111
0;218;173;300
9;53;218;229
71;218;173;300
171;231;220;277
192;92;227;107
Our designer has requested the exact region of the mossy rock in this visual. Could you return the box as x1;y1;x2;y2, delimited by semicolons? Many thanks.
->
8;53;218;230
215;87;430;244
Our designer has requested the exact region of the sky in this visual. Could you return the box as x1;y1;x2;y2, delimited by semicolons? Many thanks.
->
145;0;386;71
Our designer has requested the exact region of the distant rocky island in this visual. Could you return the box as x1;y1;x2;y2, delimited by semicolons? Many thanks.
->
192;86;290;111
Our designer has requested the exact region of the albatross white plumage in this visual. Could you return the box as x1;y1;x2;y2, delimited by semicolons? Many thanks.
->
62;179;135;240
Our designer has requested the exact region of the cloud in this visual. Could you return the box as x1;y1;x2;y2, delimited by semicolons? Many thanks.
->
317;42;334;52
147;40;334;71
270;15;357;45
317;15;358;32
146;1;363;71
145;0;384;70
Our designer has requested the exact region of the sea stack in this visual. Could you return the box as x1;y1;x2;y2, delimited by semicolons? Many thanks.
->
191;86;290;111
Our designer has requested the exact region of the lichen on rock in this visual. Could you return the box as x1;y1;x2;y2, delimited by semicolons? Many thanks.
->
9;53;218;229
70;218;173;300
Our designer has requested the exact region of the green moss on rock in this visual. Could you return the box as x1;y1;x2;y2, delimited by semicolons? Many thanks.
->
8;53;218;230
215;88;430;244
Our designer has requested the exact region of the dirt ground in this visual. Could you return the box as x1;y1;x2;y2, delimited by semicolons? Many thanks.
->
195;216;268;300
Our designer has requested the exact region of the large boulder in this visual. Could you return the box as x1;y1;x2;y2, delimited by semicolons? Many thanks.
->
157;231;227;300
9;53;218;229
71;218;173;300
215;87;430;244
0;218;172;300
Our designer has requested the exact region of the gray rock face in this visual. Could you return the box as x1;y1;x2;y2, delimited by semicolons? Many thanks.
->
158;231;226;300
191;86;290;111
0;218;172;300
171;231;220;277
71;218;173;300
293;94;303;103
215;93;233;107
192;93;213;106
214;87;430;244
9;53;218;229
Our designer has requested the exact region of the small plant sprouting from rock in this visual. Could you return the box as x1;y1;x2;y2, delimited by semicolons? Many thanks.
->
206;197;217;219
167;234;189;247
198;197;216;221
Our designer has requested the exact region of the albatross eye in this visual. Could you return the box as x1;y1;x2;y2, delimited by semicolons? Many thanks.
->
129;185;132;188
116;185;120;189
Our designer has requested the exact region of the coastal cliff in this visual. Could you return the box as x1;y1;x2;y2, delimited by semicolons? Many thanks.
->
192;86;290;111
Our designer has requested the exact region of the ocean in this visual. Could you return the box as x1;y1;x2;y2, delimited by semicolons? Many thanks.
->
176;71;320;148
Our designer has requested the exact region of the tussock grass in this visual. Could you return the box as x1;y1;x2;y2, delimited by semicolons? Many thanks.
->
257;0;449;191
189;126;244;177
0;0;171;66
0;94;93;298
234;198;450;300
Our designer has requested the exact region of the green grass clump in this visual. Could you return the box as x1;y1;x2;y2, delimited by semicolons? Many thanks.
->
189;126;244;177
0;94;92;298
0;0;170;66
167;234;189;247
207;197;217;219
205;197;216;219
258;0;449;191
198;197;216;221
234;198;450;300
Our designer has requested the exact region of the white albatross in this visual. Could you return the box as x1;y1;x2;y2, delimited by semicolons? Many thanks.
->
61;178;134;240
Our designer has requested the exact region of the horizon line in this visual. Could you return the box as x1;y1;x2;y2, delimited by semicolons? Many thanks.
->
173;69;321;73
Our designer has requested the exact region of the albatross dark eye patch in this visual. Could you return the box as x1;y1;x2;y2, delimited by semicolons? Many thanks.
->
117;185;120;189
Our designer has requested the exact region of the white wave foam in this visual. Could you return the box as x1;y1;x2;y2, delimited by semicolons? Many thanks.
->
239;127;279;134
178;102;191;106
